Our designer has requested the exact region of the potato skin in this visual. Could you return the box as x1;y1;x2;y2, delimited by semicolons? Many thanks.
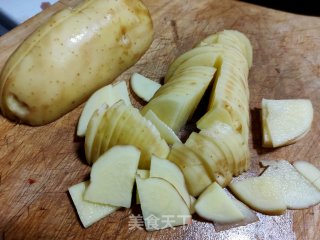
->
0;0;153;125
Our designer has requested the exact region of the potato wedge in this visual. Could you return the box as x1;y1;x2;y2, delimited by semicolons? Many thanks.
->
168;143;213;197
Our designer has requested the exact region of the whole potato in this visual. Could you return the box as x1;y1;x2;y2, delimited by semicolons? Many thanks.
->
0;0;153;125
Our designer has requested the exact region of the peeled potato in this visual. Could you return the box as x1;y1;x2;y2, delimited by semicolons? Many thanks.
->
130;73;161;102
293;161;320;190
0;0;153;125
195;182;244;224
260;160;320;209
229;176;286;215
261;99;313;147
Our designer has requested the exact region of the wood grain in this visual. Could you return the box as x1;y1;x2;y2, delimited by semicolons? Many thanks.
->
0;0;319;239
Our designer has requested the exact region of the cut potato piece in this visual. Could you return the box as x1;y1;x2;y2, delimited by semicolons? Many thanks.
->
190;195;196;214
136;176;191;231
130;73;161;102
144;110;181;145
141;67;215;132
208;99;249;141
77;85;114;137
293;161;320;190
214;196;258;232
231;198;258;224
197;107;233;130
90;108;111;163
195;182;244;224
154;72;214;98
168;142;212;197
69;181;119;228
165;45;223;82
91;100;132;163
84;104;109;164
166;66;217;83
84;146;140;208
262;99;313;147
229;176;286;215
136;170;150;204
108;104;136;147
113;81;131;106
166;52;219;81
77;81;131;137
98;101;127;155
314;179;320;190
197;30;252;68
115;106;169;169
141;95;185;133
209;57;249;109
200;121;249;176
94;102;169;169
137;169;150;178
261;105;272;148
185;132;232;187
150;156;191;208
200;124;235;176
261;160;320;209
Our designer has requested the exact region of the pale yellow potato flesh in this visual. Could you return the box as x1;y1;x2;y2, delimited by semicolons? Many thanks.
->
150;156;191;208
197;29;253;68
165;66;217;83
141;67;215;132
136;176;191;231
130;73;161;102
136;169;150;205
68;181;119;228
84;104;109;164
90;101;169;169
261;100;272;147
98;101;128;159
185;132;232;187
143;110;181;145
167;142;213;197
84;146;140;208
229;176;286;215
77;81;131;138
165;45;223;82
262;99;313;148
195;182;244;224
200;121;249;176
189;195;196;214
261;160;320;209
166;52;219;80
77;84;114;137
200;127;235;176
113;81;131;106
314;179;320;190
164;31;251;156
293;161;320;190
197;107;233;129
0;0;153;125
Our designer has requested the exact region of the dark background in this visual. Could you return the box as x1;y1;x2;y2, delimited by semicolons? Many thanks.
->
241;0;320;16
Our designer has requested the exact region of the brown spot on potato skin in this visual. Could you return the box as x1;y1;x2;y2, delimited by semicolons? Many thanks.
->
120;26;127;35
123;0;148;17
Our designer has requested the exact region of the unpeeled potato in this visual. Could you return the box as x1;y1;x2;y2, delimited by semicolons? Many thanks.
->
0;0;153;125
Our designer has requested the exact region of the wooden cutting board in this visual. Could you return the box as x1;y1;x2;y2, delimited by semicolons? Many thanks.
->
0;0;319;239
